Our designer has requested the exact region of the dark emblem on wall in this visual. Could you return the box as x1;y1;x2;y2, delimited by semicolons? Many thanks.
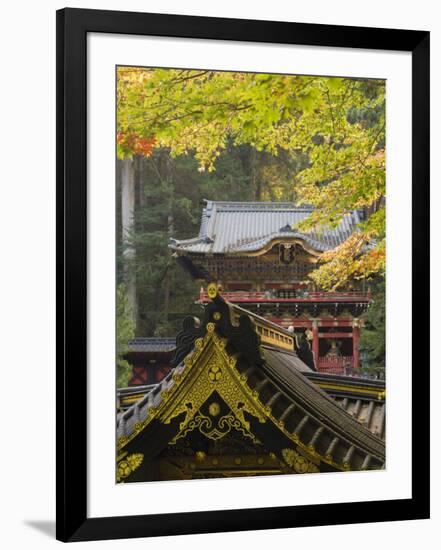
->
279;243;297;265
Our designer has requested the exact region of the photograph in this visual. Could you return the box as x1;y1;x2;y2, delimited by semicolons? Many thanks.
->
115;67;386;482
0;1;433;546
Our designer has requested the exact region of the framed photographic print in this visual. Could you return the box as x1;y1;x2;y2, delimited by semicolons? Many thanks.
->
56;8;430;542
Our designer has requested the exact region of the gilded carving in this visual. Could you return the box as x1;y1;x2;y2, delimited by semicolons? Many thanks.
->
207;283;218;299
116;452;144;482
209;402;221;416
208;363;222;382
281;448;319;474
170;410;260;444
157;330;268;440
116;325;354;473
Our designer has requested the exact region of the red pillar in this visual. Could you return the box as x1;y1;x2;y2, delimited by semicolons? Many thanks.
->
353;322;360;369
312;321;319;370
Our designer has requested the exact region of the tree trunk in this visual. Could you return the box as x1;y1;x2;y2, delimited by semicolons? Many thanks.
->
163;156;174;322
251;148;262;201
121;158;137;327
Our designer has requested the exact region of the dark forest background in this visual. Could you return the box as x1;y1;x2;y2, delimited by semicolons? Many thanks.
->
116;143;307;337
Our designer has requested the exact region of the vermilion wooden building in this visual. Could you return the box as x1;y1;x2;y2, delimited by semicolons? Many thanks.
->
170;200;372;374
125;338;175;386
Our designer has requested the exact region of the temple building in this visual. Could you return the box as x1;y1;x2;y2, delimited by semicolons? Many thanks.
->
170;201;372;374
124;337;176;386
116;288;385;482
117;201;386;482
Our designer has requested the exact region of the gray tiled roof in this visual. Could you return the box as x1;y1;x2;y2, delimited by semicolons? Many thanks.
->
169;201;362;254
334;397;385;440
128;337;176;353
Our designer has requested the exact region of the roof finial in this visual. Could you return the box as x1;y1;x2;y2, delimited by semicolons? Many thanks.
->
207;282;219;300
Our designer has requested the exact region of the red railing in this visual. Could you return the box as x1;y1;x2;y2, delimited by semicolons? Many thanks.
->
317;356;354;375
309;291;371;300
199;290;371;303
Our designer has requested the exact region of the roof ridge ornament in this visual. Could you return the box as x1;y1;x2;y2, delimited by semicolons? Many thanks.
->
279;223;294;232
173;284;298;369
172;283;264;367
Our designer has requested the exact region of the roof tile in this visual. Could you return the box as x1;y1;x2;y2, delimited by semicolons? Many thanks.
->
170;201;361;254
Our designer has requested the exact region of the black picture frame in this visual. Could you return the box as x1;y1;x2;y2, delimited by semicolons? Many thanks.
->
56;7;430;542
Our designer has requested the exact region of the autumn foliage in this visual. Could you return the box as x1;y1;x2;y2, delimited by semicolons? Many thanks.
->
117;67;386;289
117;132;156;157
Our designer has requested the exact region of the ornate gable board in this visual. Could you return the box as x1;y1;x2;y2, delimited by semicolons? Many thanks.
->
117;324;322;481
117;324;267;453
158;324;267;437
116;292;385;481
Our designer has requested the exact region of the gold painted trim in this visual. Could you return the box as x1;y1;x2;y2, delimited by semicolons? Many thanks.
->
227;303;295;351
233;237;322;258
120;394;146;406
117;327;378;472
254;323;293;351
117;325;266;452
316;382;386;398
116;452;144;483
173;237;322;258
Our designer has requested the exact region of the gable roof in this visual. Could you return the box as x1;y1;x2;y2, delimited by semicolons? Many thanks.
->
116;293;385;480
117;364;386;440
169;200;362;255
